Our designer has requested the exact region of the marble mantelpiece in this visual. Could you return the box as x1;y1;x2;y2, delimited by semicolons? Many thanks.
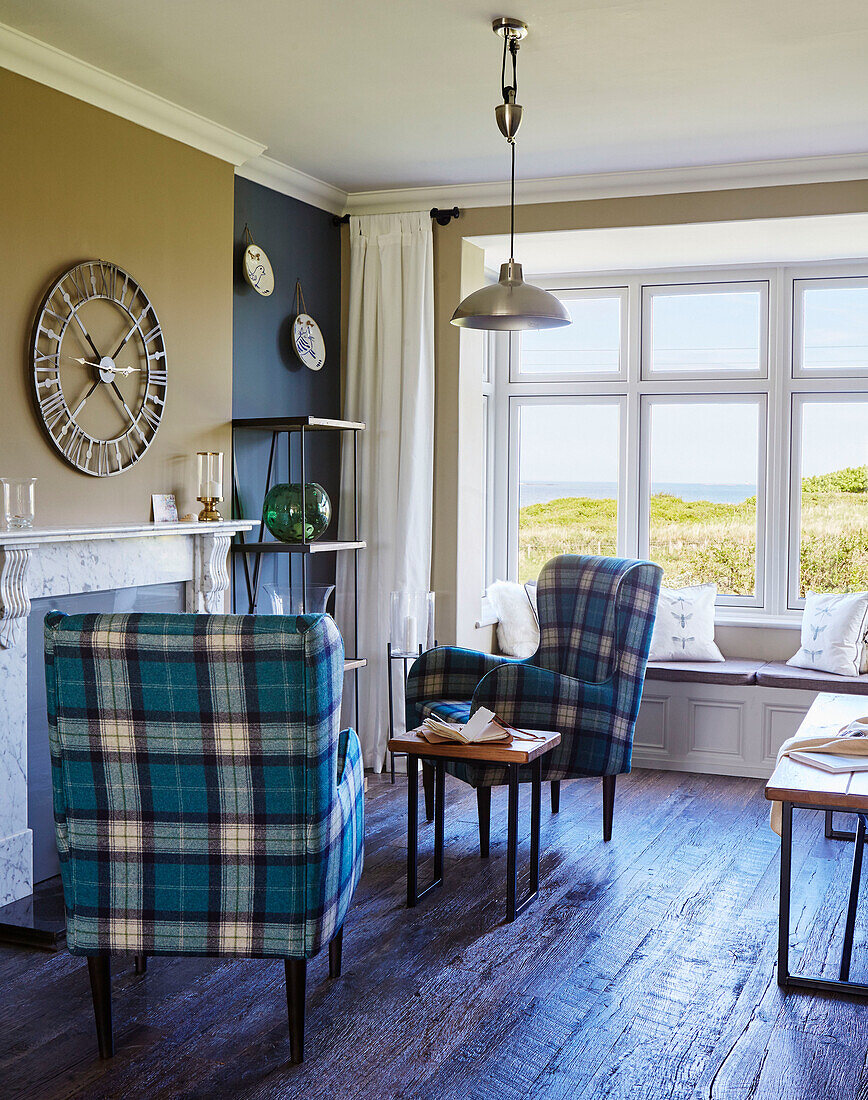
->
0;519;254;906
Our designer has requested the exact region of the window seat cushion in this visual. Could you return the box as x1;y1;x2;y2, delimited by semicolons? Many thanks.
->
645;659;764;685
755;661;868;695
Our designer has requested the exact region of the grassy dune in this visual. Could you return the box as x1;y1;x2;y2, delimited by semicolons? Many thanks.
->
518;466;868;594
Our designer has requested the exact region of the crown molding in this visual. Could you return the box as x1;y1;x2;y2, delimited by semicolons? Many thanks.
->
235;155;348;216
0;21;265;166
343;152;868;216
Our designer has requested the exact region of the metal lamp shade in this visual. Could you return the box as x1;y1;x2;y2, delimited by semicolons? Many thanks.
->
451;261;571;331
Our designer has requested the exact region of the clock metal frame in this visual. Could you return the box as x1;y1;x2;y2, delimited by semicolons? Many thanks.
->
30;260;168;477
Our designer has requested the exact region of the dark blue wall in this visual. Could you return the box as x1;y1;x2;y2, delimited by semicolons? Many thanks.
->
232;177;342;607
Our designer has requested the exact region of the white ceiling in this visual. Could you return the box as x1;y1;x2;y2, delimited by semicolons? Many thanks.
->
472;214;868;276
2;0;868;195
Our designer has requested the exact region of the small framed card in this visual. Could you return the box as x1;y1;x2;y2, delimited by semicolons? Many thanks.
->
151;493;179;523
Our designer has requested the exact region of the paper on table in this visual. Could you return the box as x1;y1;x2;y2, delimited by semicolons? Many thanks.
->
770;715;868;834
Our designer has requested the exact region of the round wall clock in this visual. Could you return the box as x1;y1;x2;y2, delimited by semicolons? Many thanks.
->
242;243;274;296
30;260;168;476
292;313;326;371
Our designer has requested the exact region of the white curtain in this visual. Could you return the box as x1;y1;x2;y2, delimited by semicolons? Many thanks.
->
337;212;435;769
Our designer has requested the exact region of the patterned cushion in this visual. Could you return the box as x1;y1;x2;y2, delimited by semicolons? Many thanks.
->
419;700;472;723
45;611;364;959
405;555;662;788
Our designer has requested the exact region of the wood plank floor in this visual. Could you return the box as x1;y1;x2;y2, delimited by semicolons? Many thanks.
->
2;768;868;1099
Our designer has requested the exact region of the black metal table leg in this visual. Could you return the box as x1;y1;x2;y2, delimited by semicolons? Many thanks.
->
778;800;793;988
529;758;541;899
826;808;857;842
505;760;542;923
506;765;519;922
778;800;868;998
406;754;444;907
840;814;867;982
407;753;418;907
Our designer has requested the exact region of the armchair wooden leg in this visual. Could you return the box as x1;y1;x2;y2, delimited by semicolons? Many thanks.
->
285;958;307;1064
422;761;435;823
87;956;113;1060
329;927;343;979
602;775;616;842
551;780;561;814
477;787;491;858
134;954;147;975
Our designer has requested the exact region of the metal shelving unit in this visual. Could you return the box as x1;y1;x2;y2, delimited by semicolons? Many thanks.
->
231;416;366;716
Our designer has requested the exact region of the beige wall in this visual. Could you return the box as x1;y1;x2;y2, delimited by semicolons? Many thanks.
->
432;181;868;648
0;69;234;525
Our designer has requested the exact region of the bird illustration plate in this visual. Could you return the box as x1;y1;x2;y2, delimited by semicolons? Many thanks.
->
292;313;326;370
242;242;274;296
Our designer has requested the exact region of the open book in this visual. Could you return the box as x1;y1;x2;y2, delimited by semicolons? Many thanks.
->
419;707;512;745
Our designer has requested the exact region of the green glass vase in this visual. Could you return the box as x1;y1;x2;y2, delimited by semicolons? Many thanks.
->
262;482;332;543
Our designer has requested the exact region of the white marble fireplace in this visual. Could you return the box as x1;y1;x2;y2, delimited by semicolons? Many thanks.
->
0;519;254;907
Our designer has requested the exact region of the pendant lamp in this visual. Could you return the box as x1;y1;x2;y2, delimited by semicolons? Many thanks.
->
451;17;570;331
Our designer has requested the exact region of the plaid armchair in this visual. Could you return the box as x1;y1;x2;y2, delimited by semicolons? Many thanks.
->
406;555;661;843
45;610;364;1064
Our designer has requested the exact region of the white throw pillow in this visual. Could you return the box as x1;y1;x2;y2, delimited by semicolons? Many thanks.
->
487;580;540;659
788;591;868;678
649;583;724;663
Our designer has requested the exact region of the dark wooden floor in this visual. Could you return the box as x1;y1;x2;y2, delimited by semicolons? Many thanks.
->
2;768;868;1099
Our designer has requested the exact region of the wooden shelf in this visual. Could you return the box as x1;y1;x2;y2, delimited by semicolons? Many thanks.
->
231;540;365;555
344;658;367;672
232;416;365;432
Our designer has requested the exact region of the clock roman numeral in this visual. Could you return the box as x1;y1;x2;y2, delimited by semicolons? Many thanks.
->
139;402;161;432
62;425;86;464
148;366;168;387
40;390;69;431
142;323;162;346
34;351;59;366
96;441;109;476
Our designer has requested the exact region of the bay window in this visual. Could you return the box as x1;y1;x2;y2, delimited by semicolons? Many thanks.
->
484;264;868;620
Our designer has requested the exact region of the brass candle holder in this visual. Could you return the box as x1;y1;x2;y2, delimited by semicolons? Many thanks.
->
196;451;223;522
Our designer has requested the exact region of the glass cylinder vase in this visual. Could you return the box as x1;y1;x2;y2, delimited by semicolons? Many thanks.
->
390;590;431;656
1;477;36;529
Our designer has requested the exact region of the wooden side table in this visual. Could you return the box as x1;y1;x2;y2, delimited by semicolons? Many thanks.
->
766;692;868;998
388;728;560;923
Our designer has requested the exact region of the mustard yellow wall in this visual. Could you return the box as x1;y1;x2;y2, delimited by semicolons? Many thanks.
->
0;69;234;524
431;182;868;647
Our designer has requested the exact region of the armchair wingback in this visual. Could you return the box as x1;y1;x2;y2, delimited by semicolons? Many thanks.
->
405;555;661;840
45;610;364;1061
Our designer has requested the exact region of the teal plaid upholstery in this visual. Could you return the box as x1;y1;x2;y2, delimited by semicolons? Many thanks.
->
45;611;364;959
406;555;662;787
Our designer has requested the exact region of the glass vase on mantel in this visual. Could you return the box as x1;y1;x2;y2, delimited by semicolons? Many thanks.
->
390;590;435;656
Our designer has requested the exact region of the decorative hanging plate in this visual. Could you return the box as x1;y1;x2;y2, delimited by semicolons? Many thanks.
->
292;281;326;370
292;313;326;371
242;243;274;296
241;225;274;296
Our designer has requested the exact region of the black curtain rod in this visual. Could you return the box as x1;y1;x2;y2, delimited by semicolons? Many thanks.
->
332;207;460;227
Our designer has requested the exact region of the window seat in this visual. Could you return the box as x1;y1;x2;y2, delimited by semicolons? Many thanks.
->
646;659;868;694
646;659;763;686
636;659;868;780
754;661;868;695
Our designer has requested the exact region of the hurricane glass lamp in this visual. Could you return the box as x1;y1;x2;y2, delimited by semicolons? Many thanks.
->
197;451;223;522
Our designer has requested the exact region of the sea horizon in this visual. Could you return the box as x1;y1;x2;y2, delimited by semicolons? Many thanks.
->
520;480;756;506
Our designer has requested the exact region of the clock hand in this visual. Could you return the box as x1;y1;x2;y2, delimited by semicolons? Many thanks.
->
65;356;144;374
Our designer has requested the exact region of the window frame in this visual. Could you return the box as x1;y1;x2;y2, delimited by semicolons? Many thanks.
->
638;392;768;608
793;275;868;379
509;285;629;384
787;391;868;608
508;394;628;583
484;260;868;625
641;279;770;382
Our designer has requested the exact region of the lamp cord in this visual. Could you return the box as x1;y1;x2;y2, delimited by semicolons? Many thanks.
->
510;140;515;262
